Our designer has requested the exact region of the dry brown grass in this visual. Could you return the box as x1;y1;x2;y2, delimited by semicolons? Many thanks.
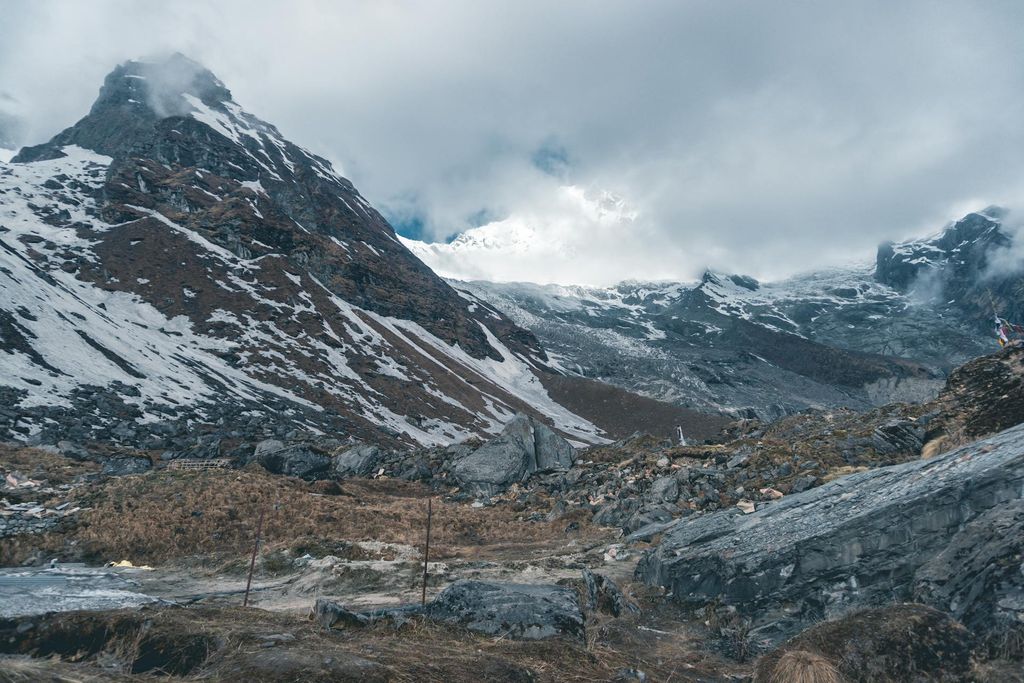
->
2;604;736;682
820;465;869;483
2;465;605;566
758;650;843;683
0;443;100;486
0;657;136;683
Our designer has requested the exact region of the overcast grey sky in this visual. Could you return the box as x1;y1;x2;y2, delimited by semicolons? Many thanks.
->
2;0;1024;284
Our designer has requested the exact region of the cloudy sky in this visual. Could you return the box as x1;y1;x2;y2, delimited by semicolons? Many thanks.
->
3;0;1024;285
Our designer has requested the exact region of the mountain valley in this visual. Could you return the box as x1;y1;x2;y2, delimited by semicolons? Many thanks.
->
427;209;1019;423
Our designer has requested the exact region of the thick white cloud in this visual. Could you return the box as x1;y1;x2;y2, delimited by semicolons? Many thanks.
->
3;0;1024;284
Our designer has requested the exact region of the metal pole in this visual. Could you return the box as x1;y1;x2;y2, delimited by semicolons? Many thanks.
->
421;498;432;607
243;507;265;607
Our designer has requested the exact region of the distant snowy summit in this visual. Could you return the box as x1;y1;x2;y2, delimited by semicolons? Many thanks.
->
875;207;1020;323
401;186;641;284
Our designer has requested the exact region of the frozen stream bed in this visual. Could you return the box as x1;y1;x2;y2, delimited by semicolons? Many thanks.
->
0;565;162;617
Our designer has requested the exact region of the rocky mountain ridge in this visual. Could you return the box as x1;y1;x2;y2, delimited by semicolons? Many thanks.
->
876;206;1024;327
0;55;605;448
448;210;1018;421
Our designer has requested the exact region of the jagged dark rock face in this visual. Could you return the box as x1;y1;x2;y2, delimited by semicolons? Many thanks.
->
0;55;603;447
635;421;1024;643
876;208;1024;330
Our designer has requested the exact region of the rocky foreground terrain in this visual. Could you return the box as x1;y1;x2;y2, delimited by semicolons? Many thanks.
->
1;344;1023;681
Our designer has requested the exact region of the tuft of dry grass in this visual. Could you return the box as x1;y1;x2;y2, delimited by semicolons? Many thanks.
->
0;656;137;682
820;465;869;483
759;650;843;683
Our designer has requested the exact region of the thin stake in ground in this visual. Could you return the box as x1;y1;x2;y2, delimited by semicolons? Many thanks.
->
243;507;266;607
421;497;433;606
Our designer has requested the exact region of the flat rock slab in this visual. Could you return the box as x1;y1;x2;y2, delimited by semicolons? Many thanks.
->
427;580;585;641
636;422;1024;638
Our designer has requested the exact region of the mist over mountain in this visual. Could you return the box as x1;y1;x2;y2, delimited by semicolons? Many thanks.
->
0;94;26;162
4;7;1024;679
427;209;1019;421
6;1;1024;284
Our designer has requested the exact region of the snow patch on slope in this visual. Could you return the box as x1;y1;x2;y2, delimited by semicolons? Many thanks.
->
0;148;321;422
0;146;603;446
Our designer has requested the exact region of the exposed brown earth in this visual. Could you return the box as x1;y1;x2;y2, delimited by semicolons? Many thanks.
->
540;373;731;441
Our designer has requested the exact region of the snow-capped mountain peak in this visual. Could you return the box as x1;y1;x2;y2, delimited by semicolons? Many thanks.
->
1;56;605;448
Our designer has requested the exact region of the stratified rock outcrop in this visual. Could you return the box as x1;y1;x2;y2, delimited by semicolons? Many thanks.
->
914;501;1024;636
635;421;1024;641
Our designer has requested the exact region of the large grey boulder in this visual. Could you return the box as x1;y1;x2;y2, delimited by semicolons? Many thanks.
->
452;414;575;492
331;444;382;478
57;440;93;461
636;421;1024;641
254;439;330;480
646;476;679;504
427;580;585;641
582;569;638;618
254;439;285;459
100;456;152;476
313;597;370;629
